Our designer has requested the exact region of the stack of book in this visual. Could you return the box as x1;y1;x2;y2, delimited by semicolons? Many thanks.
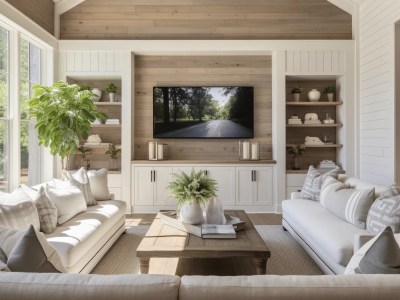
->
105;119;120;125
304;119;322;125
201;224;236;239
288;116;302;125
318;160;338;172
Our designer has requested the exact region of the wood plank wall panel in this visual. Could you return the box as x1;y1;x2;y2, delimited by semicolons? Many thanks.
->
6;0;55;35
358;0;400;185
134;55;272;160
60;0;352;40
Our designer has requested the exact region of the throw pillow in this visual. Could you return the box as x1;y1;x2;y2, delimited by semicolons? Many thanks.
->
6;225;66;273
62;168;97;206
367;195;400;234
0;226;26;257
300;165;341;201
0;189;40;231
20;185;58;234
87;168;111;201
345;226;400;274
377;184;400;200
320;177;375;229
0;247;9;272
44;184;87;225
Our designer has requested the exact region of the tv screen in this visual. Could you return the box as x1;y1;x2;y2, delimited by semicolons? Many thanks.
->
153;86;254;139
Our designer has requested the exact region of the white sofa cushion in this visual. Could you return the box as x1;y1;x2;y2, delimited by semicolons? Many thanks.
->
62;168;97;206
282;199;368;267
87;169;111;201
320;177;375;229
0;189;40;231
45;200;126;272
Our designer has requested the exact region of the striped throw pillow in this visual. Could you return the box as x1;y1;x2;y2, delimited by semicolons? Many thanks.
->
300;165;340;201
320;177;375;229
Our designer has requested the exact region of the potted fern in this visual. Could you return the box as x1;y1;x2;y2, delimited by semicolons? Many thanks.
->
291;87;303;102
25;81;107;170
168;169;217;225
105;83;118;102
105;144;121;170
323;84;336;102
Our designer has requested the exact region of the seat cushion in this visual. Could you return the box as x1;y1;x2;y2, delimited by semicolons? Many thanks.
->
282;199;368;266
45;200;126;271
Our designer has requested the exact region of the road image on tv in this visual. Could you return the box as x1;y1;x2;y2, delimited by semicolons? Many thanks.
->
153;87;254;139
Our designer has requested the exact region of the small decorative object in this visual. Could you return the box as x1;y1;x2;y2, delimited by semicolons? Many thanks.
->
250;141;260;160
239;140;250;160
323;113;335;124
77;146;91;170
105;83;118;102
291;87;303;102
168;169;217;225
156;143;168;160
323;135;333;144
87;134;102;144
305;136;324;145
308;89;321;102
304;113;321;125
148;141;157;160
105;119;120;125
323;84;336;102
287;144;306;170
206;197;226;225
91;88;102;102
288;115;302;125
105;144;121;171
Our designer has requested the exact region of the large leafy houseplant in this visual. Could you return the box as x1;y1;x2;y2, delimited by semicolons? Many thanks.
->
25;81;106;169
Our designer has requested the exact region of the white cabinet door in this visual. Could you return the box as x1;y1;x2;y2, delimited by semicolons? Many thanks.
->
253;167;273;205
134;167;154;206
153;167;175;206
236;167;254;205
206;167;235;206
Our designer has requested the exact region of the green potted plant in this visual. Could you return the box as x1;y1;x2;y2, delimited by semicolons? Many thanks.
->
77;146;91;170
323;84;336;102
105;144;121;170
105;83;118;102
25;81;107;170
168;169;217;225
287;144;306;170
291;87;303;102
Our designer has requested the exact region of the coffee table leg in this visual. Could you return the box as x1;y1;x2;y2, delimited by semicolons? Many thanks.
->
139;257;150;274
255;258;267;275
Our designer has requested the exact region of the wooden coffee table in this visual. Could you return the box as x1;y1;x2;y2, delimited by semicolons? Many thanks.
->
136;210;270;275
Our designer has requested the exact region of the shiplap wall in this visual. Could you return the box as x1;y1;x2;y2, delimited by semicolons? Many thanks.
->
285;50;346;74
6;0;54;35
358;0;400;185
59;0;352;40
134;55;272;160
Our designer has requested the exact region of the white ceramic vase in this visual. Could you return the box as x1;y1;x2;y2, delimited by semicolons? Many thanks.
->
308;89;321;102
179;202;204;225
206;197;226;225
109;93;115;102
91;88;102;102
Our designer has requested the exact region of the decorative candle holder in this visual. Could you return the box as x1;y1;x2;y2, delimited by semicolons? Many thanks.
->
148;141;157;160
250;141;260;160
156;143;168;160
239;140;251;160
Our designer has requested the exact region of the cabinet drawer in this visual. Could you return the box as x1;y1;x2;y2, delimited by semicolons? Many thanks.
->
286;174;306;187
108;174;122;188
109;187;122;200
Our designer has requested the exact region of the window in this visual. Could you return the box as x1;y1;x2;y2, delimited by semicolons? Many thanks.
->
0;26;9;191
19;39;41;186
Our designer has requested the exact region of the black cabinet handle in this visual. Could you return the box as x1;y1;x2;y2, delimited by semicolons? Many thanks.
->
150;170;153;182
251;170;254;182
254;170;257;182
204;170;208;176
153;170;156;182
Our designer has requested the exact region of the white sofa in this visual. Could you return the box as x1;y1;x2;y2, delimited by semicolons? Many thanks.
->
282;175;387;275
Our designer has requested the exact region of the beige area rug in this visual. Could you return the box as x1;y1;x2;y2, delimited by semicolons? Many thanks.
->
91;225;323;276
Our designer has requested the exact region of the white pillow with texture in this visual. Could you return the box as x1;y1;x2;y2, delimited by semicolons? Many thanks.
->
62;168;97;206
87;168;111;201
0;189;40;231
44;184;87;225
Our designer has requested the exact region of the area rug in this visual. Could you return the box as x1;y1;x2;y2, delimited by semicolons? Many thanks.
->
91;225;323;276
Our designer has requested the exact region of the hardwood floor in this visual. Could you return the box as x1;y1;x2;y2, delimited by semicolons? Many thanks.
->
125;213;282;226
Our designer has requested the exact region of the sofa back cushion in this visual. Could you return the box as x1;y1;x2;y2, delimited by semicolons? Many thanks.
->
320;177;375;229
339;175;387;199
87;169;111;201
0;189;40;231
62;168;97;206
300;166;341;201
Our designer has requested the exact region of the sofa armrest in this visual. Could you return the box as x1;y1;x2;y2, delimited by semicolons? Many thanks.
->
354;234;375;252
291;191;302;200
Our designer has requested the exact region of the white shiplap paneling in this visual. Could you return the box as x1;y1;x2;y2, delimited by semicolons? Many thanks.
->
358;0;400;185
285;50;346;74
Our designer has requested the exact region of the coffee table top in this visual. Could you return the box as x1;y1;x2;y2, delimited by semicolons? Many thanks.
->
136;210;270;259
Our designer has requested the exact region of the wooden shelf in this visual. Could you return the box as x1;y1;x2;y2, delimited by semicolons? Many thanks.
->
286;123;343;128
286;144;342;148
94;102;121;106
286;101;343;106
91;124;121;128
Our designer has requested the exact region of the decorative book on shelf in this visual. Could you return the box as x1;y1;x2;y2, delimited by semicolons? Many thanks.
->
201;224;236;239
159;211;245;239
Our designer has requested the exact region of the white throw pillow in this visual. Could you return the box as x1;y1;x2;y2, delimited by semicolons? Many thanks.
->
44;184;87;225
87;168;111;201
320;177;375;229
0;226;26;258
62;168;97;206
0;189;40;231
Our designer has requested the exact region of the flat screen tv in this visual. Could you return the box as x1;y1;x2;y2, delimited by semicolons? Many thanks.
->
153;86;254;139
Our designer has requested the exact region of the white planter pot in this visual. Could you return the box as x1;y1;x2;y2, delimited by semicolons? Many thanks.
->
92;88;102;102
327;93;334;102
109;93;115;102
293;93;300;102
308;89;321;102
179;202;204;225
